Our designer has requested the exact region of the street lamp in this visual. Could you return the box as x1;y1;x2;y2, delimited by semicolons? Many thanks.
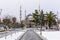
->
39;5;42;35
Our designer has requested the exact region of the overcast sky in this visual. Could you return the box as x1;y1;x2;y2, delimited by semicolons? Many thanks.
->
0;0;60;22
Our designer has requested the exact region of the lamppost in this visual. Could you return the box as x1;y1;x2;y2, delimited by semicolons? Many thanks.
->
25;9;27;28
39;5;42;35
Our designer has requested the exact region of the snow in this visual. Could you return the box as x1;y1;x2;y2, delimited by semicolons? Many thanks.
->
36;31;60;40
0;29;60;40
0;30;27;40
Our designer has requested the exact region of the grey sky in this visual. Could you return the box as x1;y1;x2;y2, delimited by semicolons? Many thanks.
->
0;0;60;22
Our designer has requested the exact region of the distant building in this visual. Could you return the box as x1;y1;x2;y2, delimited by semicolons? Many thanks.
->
21;14;36;28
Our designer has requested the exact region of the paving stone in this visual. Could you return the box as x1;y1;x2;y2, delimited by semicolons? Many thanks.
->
20;30;43;40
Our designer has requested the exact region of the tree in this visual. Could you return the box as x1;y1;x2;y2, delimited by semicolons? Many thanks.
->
40;10;45;26
39;10;45;35
32;10;40;26
12;17;16;23
3;17;12;28
20;21;24;28
45;11;57;29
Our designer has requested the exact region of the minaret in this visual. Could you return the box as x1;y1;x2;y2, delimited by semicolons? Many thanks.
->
20;5;22;24
0;9;2;23
25;9;26;20
39;5;40;14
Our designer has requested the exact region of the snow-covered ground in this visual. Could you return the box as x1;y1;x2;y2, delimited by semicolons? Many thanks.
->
36;31;60;40
0;30;27;40
0;28;60;40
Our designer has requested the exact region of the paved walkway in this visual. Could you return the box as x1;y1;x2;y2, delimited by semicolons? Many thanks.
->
19;30;43;40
